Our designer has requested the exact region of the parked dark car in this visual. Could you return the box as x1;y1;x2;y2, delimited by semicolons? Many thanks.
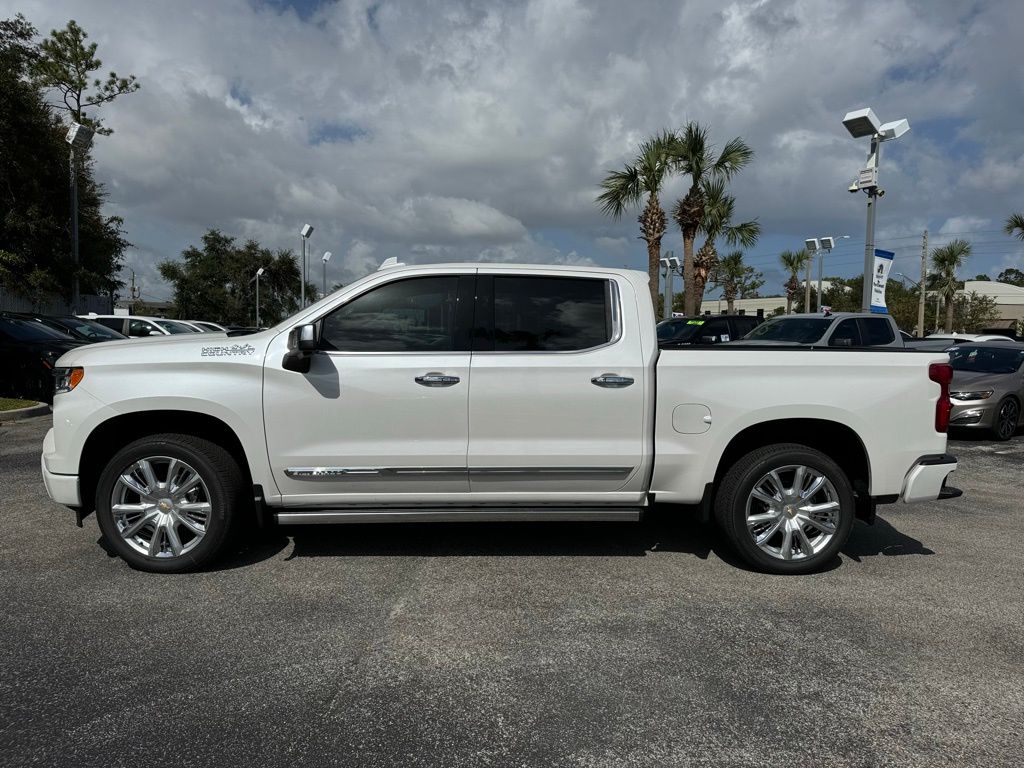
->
657;314;762;346
0;313;86;403
8;312;127;343
947;341;1024;440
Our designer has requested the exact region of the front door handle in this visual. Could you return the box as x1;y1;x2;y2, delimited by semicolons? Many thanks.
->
591;374;634;388
415;372;461;387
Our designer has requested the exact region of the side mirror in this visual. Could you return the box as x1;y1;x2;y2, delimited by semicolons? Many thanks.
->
282;323;318;372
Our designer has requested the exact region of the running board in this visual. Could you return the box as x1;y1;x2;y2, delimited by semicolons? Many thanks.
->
275;507;643;525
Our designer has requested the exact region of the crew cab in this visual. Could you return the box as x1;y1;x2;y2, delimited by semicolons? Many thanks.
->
42;264;959;574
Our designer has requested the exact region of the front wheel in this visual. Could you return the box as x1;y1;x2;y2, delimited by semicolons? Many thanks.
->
95;433;246;573
715;443;855;574
991;397;1019;441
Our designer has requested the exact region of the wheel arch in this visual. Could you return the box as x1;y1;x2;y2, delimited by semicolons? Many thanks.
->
714;418;871;510
78;410;254;514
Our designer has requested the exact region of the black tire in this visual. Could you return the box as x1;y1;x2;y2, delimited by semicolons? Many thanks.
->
95;433;246;573
714;443;855;574
991;397;1019;442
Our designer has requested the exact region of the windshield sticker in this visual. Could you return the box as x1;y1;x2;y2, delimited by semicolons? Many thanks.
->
201;343;256;357
686;320;705;325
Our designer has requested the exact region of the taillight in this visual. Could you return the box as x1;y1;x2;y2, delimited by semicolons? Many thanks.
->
929;362;953;433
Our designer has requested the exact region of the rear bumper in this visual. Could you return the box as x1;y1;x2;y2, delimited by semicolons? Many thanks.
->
41;428;81;507
900;454;959;503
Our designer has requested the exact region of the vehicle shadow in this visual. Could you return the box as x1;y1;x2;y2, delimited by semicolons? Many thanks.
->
215;511;748;570
842;516;934;560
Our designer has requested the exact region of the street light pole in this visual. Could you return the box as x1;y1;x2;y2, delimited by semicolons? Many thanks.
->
660;253;679;320
299;224;313;308
842;108;910;313
64;123;94;314
254;267;265;327
322;251;332;298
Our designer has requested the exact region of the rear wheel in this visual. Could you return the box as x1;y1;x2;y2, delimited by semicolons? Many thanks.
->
715;443;855;574
95;433;246;573
992;397;1019;441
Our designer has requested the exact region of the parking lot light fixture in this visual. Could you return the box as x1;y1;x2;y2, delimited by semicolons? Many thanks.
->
255;266;265;327
842;108;910;312
300;224;314;307
804;235;850;311
321;251;332;297
65;122;95;314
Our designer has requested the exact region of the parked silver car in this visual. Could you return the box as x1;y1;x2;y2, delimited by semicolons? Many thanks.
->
948;342;1024;440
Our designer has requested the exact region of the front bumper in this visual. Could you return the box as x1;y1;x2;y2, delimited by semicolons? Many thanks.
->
41;427;81;506
900;454;959;503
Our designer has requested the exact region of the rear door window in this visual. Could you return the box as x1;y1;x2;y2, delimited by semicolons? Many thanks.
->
695;318;730;343
487;276;612;352
828;319;862;347
94;317;125;333
860;318;896;346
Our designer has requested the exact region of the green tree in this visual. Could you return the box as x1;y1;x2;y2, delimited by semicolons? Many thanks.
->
159;230;314;326
954;291;1000;332
690;179;760;304
597;130;677;308
0;15;126;303
669;122;754;315
708;250;764;313
930;239;971;333
779;249;810;314
997;268;1024;287
972;274;990;281
1005;213;1024;242
30;19;139;135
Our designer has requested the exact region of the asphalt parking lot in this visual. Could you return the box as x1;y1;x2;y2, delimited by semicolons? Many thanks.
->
1;415;1022;767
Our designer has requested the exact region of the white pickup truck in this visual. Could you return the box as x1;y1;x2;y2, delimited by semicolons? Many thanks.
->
42;263;960;574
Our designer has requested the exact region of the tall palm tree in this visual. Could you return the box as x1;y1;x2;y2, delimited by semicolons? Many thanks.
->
931;239;971;332
670;122;754;315
780;249;810;314
597;130;678;307
689;179;760;306
1005;213;1024;241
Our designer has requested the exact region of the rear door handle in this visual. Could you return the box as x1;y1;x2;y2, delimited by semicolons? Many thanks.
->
591;374;634;388
415;372;461;387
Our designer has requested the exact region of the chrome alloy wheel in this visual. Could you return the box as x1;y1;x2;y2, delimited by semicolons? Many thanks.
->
996;399;1019;440
745;464;840;561
109;456;212;558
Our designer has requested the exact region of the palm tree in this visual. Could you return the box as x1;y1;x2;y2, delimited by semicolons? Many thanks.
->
1005;213;1024;241
780;249;810;314
669;122;754;315
710;250;762;313
597;130;678;307
689;179;760;305
931;239;971;332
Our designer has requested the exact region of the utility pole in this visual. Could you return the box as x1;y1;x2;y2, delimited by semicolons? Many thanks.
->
128;270;140;314
917;229;927;337
804;256;812;313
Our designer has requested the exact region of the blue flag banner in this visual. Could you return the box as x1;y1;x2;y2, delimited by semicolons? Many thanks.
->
870;248;895;314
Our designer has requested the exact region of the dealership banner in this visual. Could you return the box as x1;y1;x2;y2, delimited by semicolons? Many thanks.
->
870;248;895;314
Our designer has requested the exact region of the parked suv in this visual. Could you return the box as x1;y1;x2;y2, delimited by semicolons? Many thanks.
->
657;314;762;346
740;312;904;348
81;314;199;338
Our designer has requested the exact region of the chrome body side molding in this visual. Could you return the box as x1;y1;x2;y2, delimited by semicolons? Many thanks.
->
275;507;643;524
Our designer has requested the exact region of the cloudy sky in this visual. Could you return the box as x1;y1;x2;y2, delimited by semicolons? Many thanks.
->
9;0;1024;301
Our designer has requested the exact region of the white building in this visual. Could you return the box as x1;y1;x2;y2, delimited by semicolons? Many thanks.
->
961;280;1024;324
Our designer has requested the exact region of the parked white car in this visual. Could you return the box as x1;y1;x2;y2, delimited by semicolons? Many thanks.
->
48;264;959;574
80;314;199;338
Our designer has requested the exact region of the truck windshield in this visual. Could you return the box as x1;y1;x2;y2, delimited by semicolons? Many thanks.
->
948;346;1024;374
745;317;832;343
155;320;198;334
657;319;708;344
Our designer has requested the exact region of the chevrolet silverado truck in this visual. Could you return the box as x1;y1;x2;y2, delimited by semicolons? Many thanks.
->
42;263;960;574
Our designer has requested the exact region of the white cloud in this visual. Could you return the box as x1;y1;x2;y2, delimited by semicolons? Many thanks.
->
8;0;1022;298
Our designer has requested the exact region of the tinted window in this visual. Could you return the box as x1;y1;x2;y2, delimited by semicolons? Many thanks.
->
155;319;197;334
657;318;708;344
492;276;611;352
746;317;831;343
128;319;161;337
0;317;74;341
321;276;461;352
861;318;895;346
697;319;730;343
94;317;125;333
829;319;862;347
45;317;125;341
733;317;759;337
949;346;1024;374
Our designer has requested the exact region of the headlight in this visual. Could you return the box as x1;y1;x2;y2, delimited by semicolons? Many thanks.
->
950;390;993;401
53;367;85;395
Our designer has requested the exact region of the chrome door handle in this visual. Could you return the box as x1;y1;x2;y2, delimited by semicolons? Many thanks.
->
415;372;461;387
591;374;634;388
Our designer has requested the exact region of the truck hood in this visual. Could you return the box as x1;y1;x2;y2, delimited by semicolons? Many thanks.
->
54;330;276;368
